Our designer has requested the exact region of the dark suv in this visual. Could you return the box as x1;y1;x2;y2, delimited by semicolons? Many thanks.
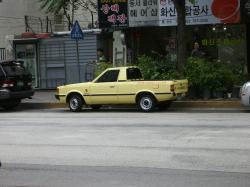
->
0;60;34;109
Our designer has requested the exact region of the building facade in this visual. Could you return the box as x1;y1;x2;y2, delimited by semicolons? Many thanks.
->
97;0;250;73
0;0;98;53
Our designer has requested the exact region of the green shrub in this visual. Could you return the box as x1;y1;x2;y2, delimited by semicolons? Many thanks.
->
94;62;112;78
184;57;215;90
137;54;183;80
185;57;248;92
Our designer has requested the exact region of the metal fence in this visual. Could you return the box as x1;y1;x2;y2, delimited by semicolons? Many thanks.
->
0;48;6;61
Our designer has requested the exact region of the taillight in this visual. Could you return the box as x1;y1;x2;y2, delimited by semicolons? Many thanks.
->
170;84;175;92
2;80;14;88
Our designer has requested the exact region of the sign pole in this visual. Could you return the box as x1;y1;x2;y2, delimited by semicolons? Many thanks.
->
76;39;81;82
70;20;84;83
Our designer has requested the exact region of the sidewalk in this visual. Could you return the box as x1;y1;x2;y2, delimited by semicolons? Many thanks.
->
20;90;245;110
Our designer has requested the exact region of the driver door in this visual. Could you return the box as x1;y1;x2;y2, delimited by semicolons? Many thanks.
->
89;69;119;104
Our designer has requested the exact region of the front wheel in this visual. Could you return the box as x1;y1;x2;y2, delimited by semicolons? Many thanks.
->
68;94;83;112
137;94;156;112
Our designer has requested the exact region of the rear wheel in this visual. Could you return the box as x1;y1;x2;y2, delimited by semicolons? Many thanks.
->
68;94;83;112
137;94;156;112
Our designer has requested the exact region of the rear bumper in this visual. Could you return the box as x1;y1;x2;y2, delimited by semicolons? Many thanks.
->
0;89;34;100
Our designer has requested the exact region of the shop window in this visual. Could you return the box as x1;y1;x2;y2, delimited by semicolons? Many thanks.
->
190;24;247;66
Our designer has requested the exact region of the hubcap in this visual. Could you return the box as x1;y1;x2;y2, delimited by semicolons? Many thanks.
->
70;98;79;110
140;97;153;111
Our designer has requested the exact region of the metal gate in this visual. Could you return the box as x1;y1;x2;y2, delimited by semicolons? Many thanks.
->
39;35;97;89
0;48;6;61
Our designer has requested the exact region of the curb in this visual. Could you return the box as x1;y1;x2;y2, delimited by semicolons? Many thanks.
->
20;103;67;109
20;100;244;110
171;100;243;108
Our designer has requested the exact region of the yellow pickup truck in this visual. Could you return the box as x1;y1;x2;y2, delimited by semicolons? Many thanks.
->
55;66;188;112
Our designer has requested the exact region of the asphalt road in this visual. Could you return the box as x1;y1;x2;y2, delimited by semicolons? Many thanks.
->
0;108;250;187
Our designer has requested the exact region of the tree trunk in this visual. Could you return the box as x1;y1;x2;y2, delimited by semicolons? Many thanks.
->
173;0;187;69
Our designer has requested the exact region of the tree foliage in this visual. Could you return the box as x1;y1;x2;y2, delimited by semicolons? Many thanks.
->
39;0;97;30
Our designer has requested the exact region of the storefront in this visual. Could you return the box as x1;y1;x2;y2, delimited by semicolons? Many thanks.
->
120;0;248;73
127;23;247;69
12;32;99;89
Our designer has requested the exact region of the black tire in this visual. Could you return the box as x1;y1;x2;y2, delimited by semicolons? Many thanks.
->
158;101;172;111
90;105;101;110
68;94;84;112
137;94;156;112
2;100;20;110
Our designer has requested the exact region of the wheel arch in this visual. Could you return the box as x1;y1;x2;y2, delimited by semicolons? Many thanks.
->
66;91;85;103
135;91;157;104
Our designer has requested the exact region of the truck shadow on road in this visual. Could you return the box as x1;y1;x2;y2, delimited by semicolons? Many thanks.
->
58;107;250;114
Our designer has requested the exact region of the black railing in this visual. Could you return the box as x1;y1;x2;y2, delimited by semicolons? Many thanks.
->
0;48;6;61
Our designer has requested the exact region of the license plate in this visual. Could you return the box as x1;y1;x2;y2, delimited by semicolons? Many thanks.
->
17;81;24;87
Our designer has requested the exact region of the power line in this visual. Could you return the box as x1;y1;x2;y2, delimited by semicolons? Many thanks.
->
0;16;25;20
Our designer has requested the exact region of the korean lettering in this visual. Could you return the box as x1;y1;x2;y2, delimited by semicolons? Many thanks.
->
135;0;140;6
108;14;117;23
151;8;157;16
130;9;137;17
186;6;192;16
148;0;152;5
166;7;176;17
101;4;110;14
193;5;200;16
200;5;209;16
141;8;148;16
111;4;119;13
161;8;166;17
130;0;135;7
117;14;127;23
152;0;157;5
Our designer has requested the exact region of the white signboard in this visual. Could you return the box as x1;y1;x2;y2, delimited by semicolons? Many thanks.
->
129;0;241;27
128;0;159;27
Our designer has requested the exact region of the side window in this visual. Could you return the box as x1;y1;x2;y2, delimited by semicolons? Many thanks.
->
96;70;119;83
127;68;143;80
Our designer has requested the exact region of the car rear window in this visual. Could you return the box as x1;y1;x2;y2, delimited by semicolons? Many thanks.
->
1;62;28;76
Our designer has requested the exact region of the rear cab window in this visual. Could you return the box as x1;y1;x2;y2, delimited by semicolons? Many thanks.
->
126;68;143;80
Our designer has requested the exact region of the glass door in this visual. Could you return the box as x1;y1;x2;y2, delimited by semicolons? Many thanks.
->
16;44;38;87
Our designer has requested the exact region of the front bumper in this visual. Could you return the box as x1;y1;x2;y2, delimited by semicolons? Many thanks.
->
0;89;34;100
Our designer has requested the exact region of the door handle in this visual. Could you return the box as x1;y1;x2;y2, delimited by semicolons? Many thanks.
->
110;86;115;88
